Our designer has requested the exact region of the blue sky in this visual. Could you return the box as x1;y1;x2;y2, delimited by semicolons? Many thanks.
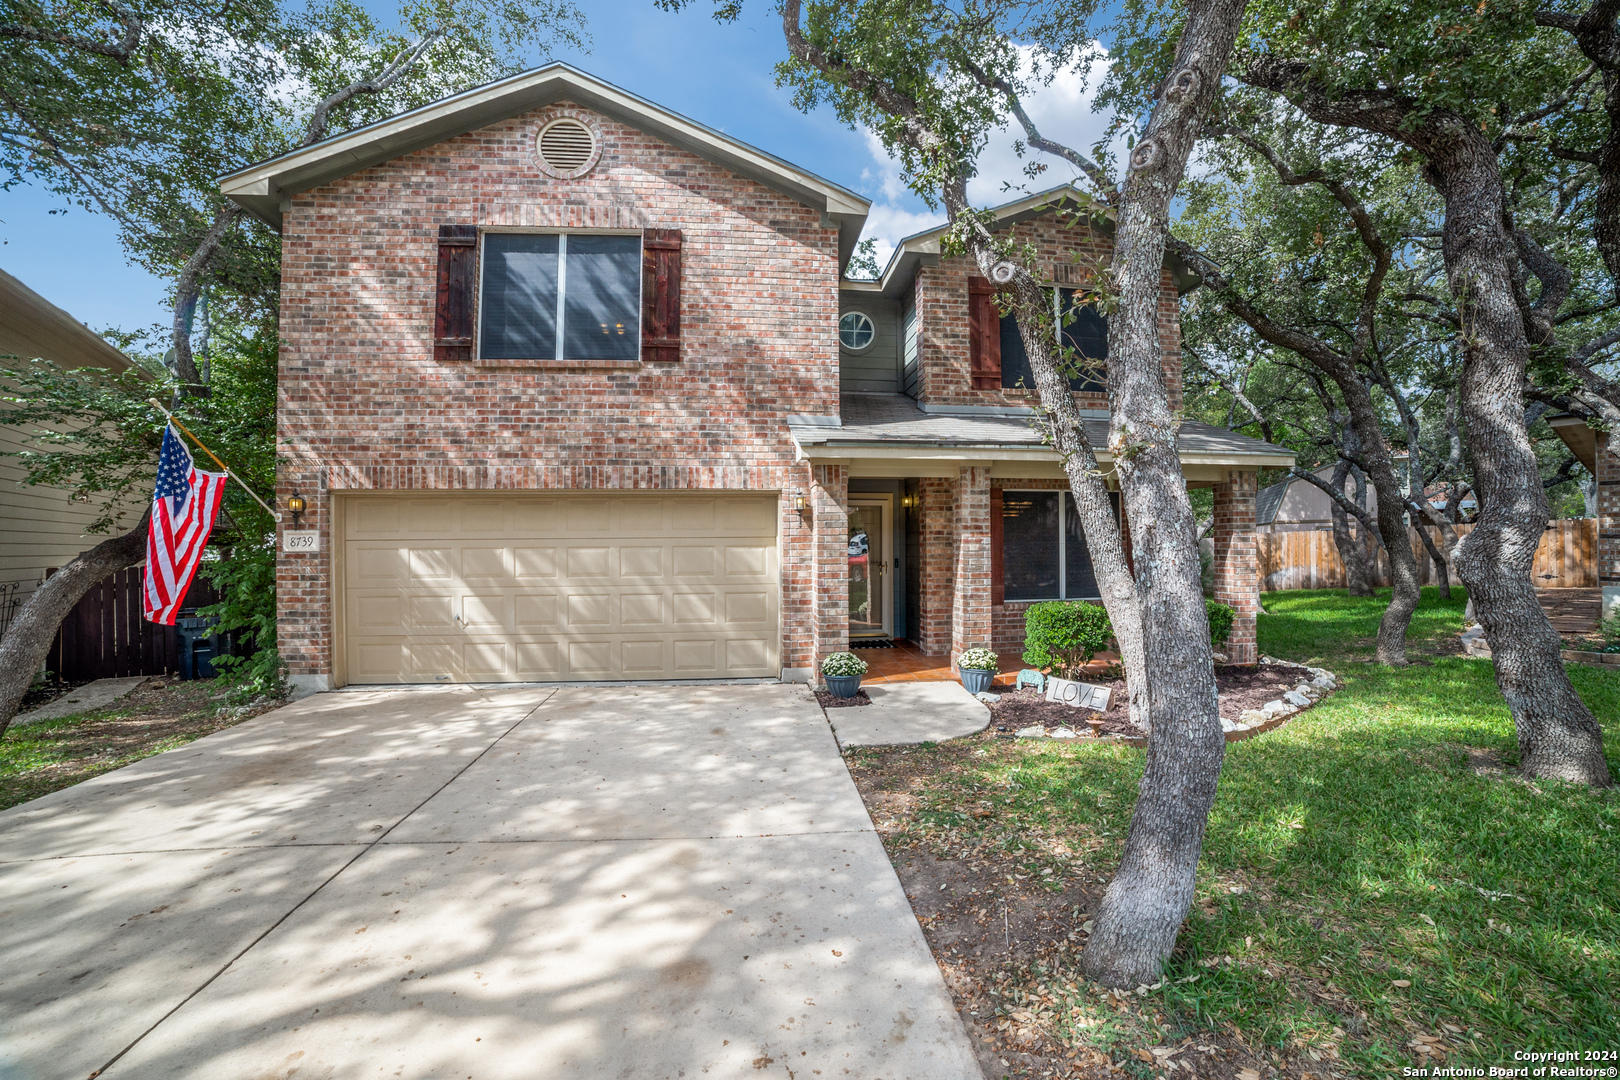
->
0;0;1113;338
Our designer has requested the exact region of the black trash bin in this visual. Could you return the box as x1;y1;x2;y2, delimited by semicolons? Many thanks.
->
175;616;222;680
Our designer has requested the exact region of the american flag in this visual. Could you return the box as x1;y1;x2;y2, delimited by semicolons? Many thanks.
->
143;424;227;625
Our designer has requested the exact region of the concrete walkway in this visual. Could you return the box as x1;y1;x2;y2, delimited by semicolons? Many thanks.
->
0;684;979;1079
829;681;992;748
11;676;148;726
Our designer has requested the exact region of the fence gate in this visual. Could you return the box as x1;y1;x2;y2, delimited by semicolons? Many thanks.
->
45;565;220;682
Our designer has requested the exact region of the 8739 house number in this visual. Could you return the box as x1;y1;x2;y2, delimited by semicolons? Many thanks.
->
282;530;320;553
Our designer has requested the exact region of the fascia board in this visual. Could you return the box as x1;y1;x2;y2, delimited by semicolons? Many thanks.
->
791;437;1295;469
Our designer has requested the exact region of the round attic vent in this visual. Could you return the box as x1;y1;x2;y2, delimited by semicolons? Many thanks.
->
537;118;597;176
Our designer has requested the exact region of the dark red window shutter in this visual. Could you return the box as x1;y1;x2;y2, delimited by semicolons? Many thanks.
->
990;487;1005;606
434;225;478;362
968;276;1001;389
642;228;682;362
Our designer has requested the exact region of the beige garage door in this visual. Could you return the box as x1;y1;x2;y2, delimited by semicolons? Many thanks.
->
341;493;780;683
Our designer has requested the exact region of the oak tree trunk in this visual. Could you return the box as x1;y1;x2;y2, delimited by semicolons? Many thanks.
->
0;509;151;738
1429;124;1612;786
1328;461;1373;596
1072;0;1250;989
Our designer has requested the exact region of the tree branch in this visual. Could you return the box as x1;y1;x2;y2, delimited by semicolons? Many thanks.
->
0;0;142;61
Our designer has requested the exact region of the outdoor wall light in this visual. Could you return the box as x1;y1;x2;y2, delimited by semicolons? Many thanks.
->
287;492;306;526
793;493;807;511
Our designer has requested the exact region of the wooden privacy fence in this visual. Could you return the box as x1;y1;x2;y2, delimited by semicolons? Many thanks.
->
1257;519;1597;592
46;565;220;682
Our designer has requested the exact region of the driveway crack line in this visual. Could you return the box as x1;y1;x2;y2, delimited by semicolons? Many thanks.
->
87;688;555;1079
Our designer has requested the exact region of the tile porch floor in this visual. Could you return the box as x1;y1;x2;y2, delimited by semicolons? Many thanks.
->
856;640;1024;686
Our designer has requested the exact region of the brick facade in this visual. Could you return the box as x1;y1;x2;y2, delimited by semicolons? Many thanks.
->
913;217;1183;413
1600;431;1620;622
1213;470;1261;664
275;101;839;685
950;466;994;659
914;476;957;653
809;463;850;674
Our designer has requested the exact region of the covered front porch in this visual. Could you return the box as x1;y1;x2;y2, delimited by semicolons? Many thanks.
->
788;394;1295;679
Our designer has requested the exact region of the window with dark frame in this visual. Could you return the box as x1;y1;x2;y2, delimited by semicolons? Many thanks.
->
1000;489;1108;601
999;287;1107;393
479;232;641;362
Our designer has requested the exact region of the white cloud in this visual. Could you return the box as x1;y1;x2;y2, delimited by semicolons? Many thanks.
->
851;45;1123;276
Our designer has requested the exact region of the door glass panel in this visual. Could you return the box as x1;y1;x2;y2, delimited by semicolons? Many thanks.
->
848;505;884;636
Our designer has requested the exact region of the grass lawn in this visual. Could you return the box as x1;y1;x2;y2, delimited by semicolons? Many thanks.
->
0;679;272;812
845;588;1619;1079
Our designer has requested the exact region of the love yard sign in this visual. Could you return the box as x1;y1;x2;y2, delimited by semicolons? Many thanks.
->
1044;676;1112;712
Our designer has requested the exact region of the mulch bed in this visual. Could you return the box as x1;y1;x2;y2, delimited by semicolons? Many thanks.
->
814;688;872;708
848;744;1344;1080
989;662;1315;737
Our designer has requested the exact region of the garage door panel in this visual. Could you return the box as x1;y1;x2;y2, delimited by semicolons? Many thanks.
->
672;591;717;625
566;546;611;578
349;545;407;586
723;545;772;578
566;593;612;627
460;594;508;631
514;546;559;580
343;494;778;683
621;639;666;675
406;594;455;630
618;545;663;578
567;640;613;675
514;592;561;628
409;548;454;583
461;546;510;580
671;545;716;577
620;593;665;627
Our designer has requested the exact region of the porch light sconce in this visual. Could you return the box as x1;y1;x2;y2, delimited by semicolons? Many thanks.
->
901;493;918;510
287;492;306;527
793;492;807;511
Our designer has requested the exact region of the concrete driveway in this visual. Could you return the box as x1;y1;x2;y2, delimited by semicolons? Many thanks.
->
0;684;980;1079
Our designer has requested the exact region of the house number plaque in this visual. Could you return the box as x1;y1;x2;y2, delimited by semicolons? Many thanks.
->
282;530;320;553
1044;676;1111;712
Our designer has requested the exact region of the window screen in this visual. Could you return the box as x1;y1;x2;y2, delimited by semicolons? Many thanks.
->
1064;494;1100;599
1058;287;1107;393
480;233;559;360
1002;491;1060;601
563;235;640;361
479;232;640;362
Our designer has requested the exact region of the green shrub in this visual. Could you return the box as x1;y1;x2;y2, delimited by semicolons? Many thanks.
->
1021;598;1239;674
1021;601;1114;678
1205;598;1236;651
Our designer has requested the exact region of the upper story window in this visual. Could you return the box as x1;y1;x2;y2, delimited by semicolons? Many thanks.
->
479;232;641;363
969;278;1107;393
839;310;876;351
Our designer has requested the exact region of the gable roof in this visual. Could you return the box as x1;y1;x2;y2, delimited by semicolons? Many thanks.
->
841;183;1202;298
1255;478;1289;525
219;63;872;267
0;267;129;372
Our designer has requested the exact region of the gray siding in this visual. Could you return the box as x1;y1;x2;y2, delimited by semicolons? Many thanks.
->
901;294;919;398
838;292;902;393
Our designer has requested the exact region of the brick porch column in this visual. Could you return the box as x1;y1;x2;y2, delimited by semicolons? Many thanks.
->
951;465;994;662
1213;469;1260;664
1600;430;1620;622
810;462;849;679
915;476;955;653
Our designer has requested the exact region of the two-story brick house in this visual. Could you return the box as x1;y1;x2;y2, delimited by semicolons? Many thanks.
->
221;63;1292;695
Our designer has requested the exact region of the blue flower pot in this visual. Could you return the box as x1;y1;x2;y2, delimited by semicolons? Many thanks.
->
959;667;995;694
825;674;862;699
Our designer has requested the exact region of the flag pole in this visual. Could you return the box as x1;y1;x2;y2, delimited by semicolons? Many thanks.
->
147;398;282;523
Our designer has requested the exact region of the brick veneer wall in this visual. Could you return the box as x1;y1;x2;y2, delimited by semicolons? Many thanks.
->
913;217;1184;411
914;476;956;653
1213;470;1260;664
276;101;840;684
1600;431;1620;621
810;463;849;675
950;466;994;659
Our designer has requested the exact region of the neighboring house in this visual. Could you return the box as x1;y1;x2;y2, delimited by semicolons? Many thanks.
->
1255;465;1382;534
0;267;131;628
220;63;1295;695
1550;415;1620;620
